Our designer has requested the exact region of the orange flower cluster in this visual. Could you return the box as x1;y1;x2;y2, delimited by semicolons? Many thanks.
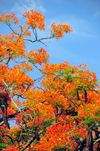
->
26;47;50;65
22;9;45;30
0;33;26;60
78;98;100;120
15;62;33;71
0;13;19;25
3;143;19;151
50;22;73;39
33;123;78;151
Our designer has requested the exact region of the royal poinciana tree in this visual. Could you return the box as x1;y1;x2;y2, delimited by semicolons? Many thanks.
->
0;9;100;151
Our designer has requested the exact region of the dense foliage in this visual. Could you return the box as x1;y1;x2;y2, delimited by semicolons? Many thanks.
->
0;9;100;151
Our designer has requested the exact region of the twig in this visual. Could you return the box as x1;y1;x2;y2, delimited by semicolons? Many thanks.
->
24;35;54;46
14;60;26;64
33;64;55;75
8;25;19;35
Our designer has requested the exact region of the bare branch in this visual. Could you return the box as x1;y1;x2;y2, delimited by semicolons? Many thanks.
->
24;35;54;46
14;60;26;64
8;25;19;35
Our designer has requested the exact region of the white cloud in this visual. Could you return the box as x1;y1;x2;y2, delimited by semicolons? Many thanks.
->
11;0;46;18
46;15;98;39
63;16;97;38
10;1;97;39
94;10;100;18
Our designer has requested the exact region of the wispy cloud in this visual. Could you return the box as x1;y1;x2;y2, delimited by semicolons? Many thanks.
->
46;15;98;39
94;10;100;18
63;15;98;39
94;6;100;18
11;0;46;18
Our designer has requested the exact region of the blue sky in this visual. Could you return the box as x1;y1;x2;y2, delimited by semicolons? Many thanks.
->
0;0;100;81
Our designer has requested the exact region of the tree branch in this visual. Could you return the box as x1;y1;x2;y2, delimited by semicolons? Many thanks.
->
0;107;28;123
20;130;40;151
24;35;54;46
94;137;100;145
2;134;14;144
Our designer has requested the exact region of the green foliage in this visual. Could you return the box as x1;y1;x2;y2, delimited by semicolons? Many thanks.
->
0;136;8;150
83;114;100;130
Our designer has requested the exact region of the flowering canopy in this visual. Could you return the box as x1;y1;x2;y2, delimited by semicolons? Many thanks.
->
0;9;100;151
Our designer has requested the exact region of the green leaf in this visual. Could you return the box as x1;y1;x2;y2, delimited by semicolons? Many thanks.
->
83;118;92;125
54;74;61;80
72;76;83;79
60;75;73;82
59;77;67;81
82;115;100;126
78;70;82;73
61;82;66;89
76;87;89;91
93;114;100;118
0;137;3;140
71;115;79;118
31;113;34;118
42;131;46;135
64;69;73;73
26;116;29;120
12;85;18;90
35;140;39;144
68;89;77;95
0;143;6;147
65;75;72;79
86;123;94;131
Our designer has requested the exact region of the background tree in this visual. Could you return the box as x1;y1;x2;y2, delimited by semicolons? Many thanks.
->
0;9;100;151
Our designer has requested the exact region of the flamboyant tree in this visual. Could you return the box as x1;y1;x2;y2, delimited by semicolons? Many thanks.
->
0;9;100;151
